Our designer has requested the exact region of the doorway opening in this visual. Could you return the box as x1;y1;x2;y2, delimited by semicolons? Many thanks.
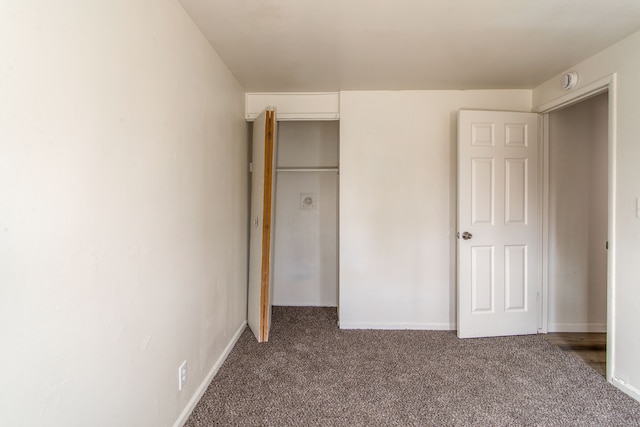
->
544;91;609;376
247;115;340;342
272;121;340;309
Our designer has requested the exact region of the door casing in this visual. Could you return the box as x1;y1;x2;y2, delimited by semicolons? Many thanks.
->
536;74;617;382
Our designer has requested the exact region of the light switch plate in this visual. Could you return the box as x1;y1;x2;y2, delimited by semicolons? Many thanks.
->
178;360;187;391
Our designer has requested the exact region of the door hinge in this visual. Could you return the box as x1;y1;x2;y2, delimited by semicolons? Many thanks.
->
249;162;253;173
606;241;609;250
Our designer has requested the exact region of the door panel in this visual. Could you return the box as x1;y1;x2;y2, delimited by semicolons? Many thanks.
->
471;246;494;313
247;109;277;342
458;110;539;338
505;159;527;224
505;245;527;310
471;158;494;225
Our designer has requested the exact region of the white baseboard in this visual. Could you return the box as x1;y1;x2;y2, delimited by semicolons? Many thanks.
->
272;302;338;307
339;322;454;331
611;375;640;404
173;321;246;427
547;322;606;333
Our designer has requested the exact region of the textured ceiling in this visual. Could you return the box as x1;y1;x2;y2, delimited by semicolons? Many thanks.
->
178;0;640;91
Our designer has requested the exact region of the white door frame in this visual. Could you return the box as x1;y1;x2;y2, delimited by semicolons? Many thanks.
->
535;73;617;381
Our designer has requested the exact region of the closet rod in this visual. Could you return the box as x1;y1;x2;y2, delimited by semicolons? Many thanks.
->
276;168;339;173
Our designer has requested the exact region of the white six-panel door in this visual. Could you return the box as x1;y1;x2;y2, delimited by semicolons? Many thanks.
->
457;110;539;338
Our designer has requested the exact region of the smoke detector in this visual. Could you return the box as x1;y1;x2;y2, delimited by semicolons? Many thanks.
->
561;71;579;90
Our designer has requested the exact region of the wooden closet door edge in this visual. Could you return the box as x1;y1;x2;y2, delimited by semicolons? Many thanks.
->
259;109;275;342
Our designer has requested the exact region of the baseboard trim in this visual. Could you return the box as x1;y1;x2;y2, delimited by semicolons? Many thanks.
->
173;321;246;427
547;323;606;333
339;322;454;331
611;375;640;403
272;303;338;307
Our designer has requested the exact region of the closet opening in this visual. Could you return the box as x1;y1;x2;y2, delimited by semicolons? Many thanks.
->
272;120;340;310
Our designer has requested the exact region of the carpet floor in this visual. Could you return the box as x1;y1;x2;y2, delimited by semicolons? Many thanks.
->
186;307;640;426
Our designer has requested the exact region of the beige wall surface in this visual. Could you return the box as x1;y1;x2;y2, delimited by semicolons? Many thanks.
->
534;29;640;401
0;1;248;426
338;90;531;329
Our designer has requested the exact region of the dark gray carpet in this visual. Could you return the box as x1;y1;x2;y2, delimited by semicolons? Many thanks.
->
186;307;640;426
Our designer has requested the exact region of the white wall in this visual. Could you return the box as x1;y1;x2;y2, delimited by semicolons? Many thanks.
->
548;93;608;332
339;90;531;329
273;122;339;306
0;1;247;426
277;121;339;168
534;29;640;401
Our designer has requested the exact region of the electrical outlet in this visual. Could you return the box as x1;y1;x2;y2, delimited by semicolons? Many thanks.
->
178;360;187;391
